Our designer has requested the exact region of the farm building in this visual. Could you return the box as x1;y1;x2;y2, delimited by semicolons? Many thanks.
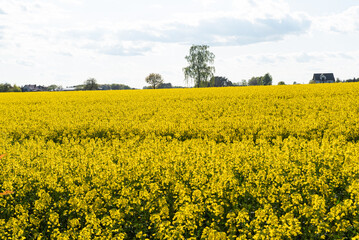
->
21;85;48;92
313;73;335;83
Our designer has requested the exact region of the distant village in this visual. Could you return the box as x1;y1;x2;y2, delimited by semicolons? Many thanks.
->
21;84;132;92
0;73;358;92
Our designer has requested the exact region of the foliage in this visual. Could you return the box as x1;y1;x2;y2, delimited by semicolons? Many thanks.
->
0;152;13;196
239;79;248;86
48;85;62;91
278;81;286;85
0;84;12;92
100;84;112;90
83;78;99;90
248;77;261;86
145;73;164;89
183;45;215;87
248;73;273;86
101;84;129;90
262;73;272;85
309;77;359;84
157;83;172;89
209;76;233;87
343;77;359;83
85;84;131;91
1;84;359;238
0;83;22;92
110;84;131;90
145;83;184;89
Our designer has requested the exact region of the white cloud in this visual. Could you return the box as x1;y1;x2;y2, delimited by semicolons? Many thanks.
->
165;15;310;45
0;0;358;88
0;0;311;57
45;12;310;57
100;43;152;56
0;25;4;39
16;59;34;67
236;51;357;65
232;0;290;19
312;6;359;33
92;16;308;46
197;0;217;8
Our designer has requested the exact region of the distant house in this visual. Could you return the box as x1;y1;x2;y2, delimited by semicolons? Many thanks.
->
21;85;48;92
313;73;335;83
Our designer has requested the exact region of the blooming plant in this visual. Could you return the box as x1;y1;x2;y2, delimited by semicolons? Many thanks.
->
0;84;359;238
0;154;14;196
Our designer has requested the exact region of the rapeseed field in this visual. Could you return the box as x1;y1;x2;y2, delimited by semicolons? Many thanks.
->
1;83;359;239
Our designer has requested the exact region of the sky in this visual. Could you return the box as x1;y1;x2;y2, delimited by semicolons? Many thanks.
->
0;0;359;88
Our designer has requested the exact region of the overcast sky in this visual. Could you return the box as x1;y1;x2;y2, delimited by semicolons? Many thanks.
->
1;0;359;88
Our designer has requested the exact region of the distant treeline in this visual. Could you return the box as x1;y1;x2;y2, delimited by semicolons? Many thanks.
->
239;73;273;86
143;74;273;89
79;83;132;91
0;83;22;92
309;77;359;84
2;75;358;92
143;83;185;89
0;82;133;92
337;77;359;83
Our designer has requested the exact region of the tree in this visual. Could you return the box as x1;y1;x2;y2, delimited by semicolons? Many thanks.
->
0;83;12;92
111;84;131;90
157;83;173;89
145;73;164;89
183;45;215;87
0;83;22;92
262;73;272;85
48;85;62;91
247;73;273;86
10;85;22;92
100;84;111;90
278;81;286;85
83;78;99;90
209;76;232;87
240;80;248;86
248;77;261;86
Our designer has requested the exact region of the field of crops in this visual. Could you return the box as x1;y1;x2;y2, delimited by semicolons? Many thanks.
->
1;83;359;239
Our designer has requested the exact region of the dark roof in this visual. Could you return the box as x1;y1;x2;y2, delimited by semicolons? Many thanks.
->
313;73;335;81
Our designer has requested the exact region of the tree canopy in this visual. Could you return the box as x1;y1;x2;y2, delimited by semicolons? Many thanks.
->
248;73;273;86
111;84;131;90
183;45;215;88
83;78;99;90
209;76;233;87
145;73;164;89
0;83;21;92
